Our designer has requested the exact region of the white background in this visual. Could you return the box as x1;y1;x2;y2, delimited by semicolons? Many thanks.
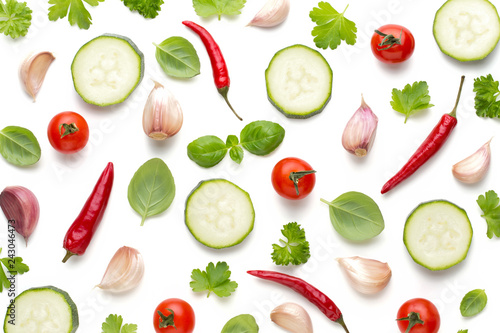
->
1;0;500;332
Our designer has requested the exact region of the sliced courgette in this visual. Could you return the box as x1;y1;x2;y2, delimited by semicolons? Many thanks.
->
71;34;144;106
4;285;79;333
265;44;332;119
404;200;473;271
185;179;255;249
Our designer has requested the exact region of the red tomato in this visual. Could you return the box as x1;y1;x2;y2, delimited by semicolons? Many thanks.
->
396;298;440;333
153;298;195;333
271;157;316;200
47;111;89;154
371;24;415;64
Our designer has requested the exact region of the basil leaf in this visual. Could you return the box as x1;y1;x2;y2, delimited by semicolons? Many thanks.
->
460;289;487;317
0;126;41;166
154;36;200;78
229;146;244;164
127;158;175;226
226;134;239;147
221;314;259;333
187;135;227;168
240;120;285;156
321;191;384;241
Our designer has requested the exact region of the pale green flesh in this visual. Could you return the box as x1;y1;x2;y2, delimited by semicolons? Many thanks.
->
404;201;472;271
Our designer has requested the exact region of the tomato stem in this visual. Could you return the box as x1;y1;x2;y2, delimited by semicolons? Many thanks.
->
375;29;402;51
59;123;79;138
157;309;176;328
289;170;316;196
396;311;424;333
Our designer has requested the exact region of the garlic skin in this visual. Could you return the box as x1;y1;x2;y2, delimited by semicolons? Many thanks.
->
452;139;492;184
342;95;378;157
247;0;290;28
271;302;313;333
143;81;183;140
0;186;40;245
97;246;144;293
19;51;55;101
337;256;391;295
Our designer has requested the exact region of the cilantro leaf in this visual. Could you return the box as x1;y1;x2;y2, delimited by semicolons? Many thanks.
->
473;74;500;118
101;314;137;333
309;2;357;50
192;0;246;21
0;248;29;293
477;190;500;239
48;0;104;30
0;0;32;39
272;222;310;266
190;261;238;297
122;0;163;19
390;81;434;123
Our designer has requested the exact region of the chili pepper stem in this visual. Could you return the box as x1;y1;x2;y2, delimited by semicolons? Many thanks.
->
336;315;350;333
218;87;242;121
62;250;75;263
449;75;465;118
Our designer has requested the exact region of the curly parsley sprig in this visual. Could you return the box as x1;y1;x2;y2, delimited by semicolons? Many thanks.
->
0;0;32;39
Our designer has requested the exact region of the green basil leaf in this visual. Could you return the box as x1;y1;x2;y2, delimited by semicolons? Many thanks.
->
240;120;285;156
229;146;244;164
187;135;227;168
154;36;200;78
460;289;487;317
226;134;239;147
321;191;384;241
127;158;175;226
0;126;41;166
221;314;259;333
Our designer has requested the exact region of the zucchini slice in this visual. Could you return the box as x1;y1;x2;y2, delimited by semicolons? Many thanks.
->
4;286;78;333
265;44;332;119
433;0;500;61
71;34;144;106
185;179;255;249
404;200;473;271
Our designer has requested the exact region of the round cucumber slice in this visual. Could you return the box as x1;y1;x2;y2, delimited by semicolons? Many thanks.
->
265;44;332;119
404;200;473;271
433;0;500;61
185;179;255;249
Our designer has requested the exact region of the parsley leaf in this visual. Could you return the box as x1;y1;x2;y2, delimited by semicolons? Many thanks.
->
0;248;29;293
477;190;500;239
309;2;357;50
0;0;32;39
458;330;468;333
272;222;310;266
101;314;137;333
48;0;104;30
390;81;434;123
190;261;238;297
473;74;500;118
192;0;246;20
122;0;163;19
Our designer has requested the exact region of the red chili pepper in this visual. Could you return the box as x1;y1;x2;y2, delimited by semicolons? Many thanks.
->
381;76;465;194
182;20;242;121
62;162;114;263
247;270;349;332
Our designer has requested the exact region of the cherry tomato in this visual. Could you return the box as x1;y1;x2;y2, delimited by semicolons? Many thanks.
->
47;111;89;154
153;298;195;333
396;298;440;333
271;157;316;200
371;24;415;64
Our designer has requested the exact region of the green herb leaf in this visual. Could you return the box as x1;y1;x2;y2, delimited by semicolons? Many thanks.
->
240;120;285;156
272;222;310;266
226;134;239;148
477;190;500;239
101;314;137;333
321;191;384;241
458;330;468;333
0;126;41;166
48;0;104;30
127;158;175;226
187;135;227;167
221;314;259;333
473;74;500;118
122;0;163;18
0;248;29;293
0;0;32;39
309;2;357;50
192;0;246;20
460;289;487;317
154;36;200;78
229;146;244;164
390;81;434;123
190;261;238;298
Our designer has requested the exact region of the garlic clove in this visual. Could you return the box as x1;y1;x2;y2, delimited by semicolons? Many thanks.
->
452;138;492;184
19;51;55;102
247;0;290;28
0;186;40;245
342;95;378;157
337;256;391;295
97;246;144;293
270;302;313;333
143;80;183;140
